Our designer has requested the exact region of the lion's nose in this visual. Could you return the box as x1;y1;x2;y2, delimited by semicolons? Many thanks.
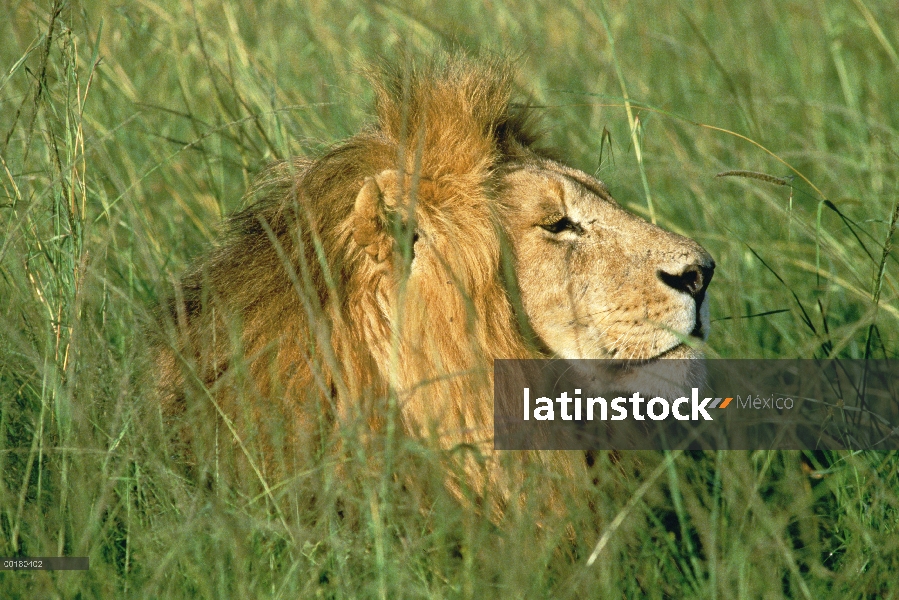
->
658;259;715;299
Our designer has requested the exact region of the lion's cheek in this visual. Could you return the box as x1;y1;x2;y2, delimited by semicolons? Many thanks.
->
520;290;617;359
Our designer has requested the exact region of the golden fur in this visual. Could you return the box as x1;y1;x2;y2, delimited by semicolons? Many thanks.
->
156;55;714;477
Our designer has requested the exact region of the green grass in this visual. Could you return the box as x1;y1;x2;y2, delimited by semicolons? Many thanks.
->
2;0;899;597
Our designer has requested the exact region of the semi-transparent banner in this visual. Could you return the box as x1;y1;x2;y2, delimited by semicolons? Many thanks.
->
493;359;899;450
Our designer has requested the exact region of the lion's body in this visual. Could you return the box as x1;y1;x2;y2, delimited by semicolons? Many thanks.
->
156;56;713;475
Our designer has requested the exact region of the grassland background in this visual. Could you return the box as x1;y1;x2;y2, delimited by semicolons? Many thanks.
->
1;0;898;597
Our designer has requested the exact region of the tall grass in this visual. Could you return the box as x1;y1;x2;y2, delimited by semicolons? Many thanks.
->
1;0;898;597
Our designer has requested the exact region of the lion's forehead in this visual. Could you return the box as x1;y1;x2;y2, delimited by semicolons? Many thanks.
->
498;163;619;221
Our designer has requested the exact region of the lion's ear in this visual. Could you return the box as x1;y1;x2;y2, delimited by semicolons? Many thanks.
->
352;174;394;262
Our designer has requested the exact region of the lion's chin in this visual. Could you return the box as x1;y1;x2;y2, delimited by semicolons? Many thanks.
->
559;342;706;399
616;343;706;398
652;342;704;361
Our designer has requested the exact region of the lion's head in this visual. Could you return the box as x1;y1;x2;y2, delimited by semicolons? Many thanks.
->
157;55;713;454
499;159;713;362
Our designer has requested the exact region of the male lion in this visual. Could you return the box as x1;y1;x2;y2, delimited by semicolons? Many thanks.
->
156;56;713;480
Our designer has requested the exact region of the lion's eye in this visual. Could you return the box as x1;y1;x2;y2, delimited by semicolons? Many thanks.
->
540;216;579;234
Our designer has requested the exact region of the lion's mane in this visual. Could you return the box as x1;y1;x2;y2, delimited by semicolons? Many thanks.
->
157;56;547;461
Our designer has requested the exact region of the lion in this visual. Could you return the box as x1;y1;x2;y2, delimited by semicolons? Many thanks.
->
155;55;714;486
